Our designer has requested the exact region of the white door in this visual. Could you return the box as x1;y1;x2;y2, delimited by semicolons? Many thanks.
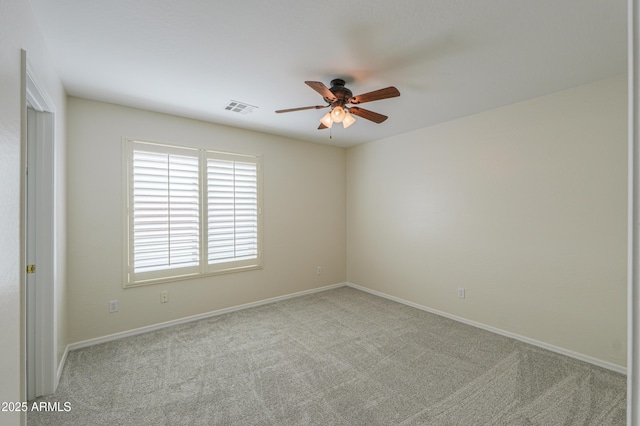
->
26;107;37;401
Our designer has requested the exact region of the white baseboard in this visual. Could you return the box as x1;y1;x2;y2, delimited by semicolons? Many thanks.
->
346;282;627;375
55;344;69;390
67;280;625;375
69;282;347;351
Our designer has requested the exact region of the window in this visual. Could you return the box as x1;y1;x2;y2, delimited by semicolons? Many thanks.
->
124;139;262;286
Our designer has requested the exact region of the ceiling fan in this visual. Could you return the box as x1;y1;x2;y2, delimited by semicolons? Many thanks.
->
275;79;400;130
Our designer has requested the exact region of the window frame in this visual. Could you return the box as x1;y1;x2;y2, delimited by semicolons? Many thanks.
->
123;138;263;288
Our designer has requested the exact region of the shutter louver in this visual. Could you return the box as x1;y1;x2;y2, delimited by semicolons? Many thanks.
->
132;149;200;276
207;159;258;266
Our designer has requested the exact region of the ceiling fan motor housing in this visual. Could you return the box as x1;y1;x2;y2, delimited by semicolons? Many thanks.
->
327;79;353;106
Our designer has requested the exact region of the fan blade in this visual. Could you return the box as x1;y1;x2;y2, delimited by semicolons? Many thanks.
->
318;123;328;130
275;105;329;113
350;86;400;104
349;107;388;123
305;81;337;102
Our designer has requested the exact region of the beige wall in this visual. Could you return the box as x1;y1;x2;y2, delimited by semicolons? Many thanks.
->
347;75;628;367
67;97;346;343
0;0;68;422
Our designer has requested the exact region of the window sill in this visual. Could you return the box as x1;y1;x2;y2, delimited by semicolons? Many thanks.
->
123;264;263;288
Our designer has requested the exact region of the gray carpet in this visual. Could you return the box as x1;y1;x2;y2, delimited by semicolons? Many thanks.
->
28;287;626;425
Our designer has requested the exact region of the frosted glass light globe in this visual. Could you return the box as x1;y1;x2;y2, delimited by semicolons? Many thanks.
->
331;106;346;123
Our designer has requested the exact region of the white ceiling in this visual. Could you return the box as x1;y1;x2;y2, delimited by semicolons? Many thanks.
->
29;0;627;148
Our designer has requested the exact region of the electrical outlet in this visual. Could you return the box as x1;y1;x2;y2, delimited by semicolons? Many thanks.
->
457;288;466;299
161;291;169;303
316;266;322;275
109;300;119;313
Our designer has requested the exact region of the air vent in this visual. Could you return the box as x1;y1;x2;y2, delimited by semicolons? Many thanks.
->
224;100;257;115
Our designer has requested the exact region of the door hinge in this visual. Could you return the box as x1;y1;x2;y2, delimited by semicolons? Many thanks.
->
26;265;36;274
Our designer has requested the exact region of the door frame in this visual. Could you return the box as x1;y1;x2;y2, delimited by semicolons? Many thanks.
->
21;50;57;400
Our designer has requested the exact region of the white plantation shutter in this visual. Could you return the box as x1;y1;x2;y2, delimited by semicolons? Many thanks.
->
125;140;262;286
128;142;200;283
207;156;259;271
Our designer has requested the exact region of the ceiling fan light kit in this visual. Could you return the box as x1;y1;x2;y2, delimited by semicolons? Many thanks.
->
321;108;356;129
275;78;400;133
